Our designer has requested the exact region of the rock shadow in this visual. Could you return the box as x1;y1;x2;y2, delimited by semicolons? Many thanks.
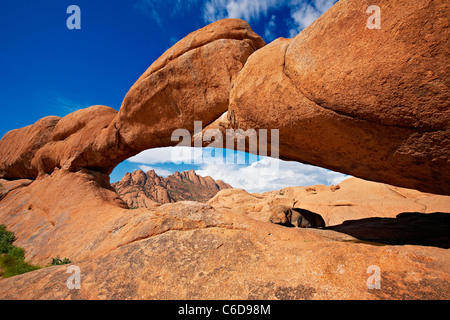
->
327;212;450;249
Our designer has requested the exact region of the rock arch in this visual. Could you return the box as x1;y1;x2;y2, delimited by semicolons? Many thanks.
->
0;1;448;297
0;1;449;196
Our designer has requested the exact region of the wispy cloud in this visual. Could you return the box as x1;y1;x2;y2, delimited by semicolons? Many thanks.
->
128;147;203;165
202;0;337;37
197;156;349;193
135;0;201;27
203;0;279;23
127;147;259;165
264;14;277;42
43;91;93;117
288;0;336;37
135;0;337;39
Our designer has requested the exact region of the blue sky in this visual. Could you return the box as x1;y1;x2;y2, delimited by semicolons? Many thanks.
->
0;0;346;192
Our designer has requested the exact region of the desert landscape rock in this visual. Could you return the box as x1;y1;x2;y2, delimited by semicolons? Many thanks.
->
269;205;326;228
114;18;266;152
0;19;266;181
228;0;450;195
0;197;449;300
0;0;449;300
112;169;232;208
0;174;449;299
0;105;129;179
210;177;450;246
0;116;60;179
1;2;448;194
210;177;450;227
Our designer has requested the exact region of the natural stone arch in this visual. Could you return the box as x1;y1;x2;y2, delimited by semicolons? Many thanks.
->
0;2;448;297
0;3;449;195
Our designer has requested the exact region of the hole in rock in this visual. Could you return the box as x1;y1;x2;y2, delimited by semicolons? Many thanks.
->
109;146;350;207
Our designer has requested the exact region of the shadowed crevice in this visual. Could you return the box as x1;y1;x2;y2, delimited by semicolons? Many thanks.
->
327;212;450;249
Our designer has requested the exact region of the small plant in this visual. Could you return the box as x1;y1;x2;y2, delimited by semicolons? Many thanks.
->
49;256;71;266
0;224;41;278
0;254;40;278
0;224;16;254
0;225;75;278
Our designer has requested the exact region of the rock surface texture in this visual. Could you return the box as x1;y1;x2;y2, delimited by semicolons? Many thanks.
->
0;1;449;300
0;175;449;300
228;0;450;195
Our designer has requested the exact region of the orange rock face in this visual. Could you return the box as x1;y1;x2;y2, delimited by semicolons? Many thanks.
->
0;106;130;179
229;0;450;195
0;187;449;300
114;18;266;151
0;116;60;179
208;177;450;224
0;0;449;300
0;19;265;181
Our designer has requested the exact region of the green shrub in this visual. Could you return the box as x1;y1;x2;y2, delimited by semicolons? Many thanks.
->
0;225;15;254
7;246;25;260
0;224;41;278
0;225;73;278
49;256;71;266
0;254;40;278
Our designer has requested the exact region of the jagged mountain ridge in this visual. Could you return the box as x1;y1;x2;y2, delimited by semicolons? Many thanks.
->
112;169;232;208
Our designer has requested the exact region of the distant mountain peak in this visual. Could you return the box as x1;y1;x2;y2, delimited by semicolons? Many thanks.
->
112;169;232;209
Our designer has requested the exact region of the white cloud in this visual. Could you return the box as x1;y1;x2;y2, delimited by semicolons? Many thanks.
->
264;15;277;41
135;0;337;40
43;91;92;117
314;0;337;13
128;147;258;166
289;0;336;37
203;0;279;23
201;0;337;39
197;156;350;193
128;147;203;165
291;4;320;31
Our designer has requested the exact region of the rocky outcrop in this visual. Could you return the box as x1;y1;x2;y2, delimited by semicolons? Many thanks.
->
1;3;448;194
0;19;265;181
0;116;60;179
0;200;449;300
112;169;232;207
209;177;450;227
228;0;450;195
210;177;450;247
0;170;449;300
114;18;266;152
0;106;130;178
269;205;326;228
0;0;449;301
